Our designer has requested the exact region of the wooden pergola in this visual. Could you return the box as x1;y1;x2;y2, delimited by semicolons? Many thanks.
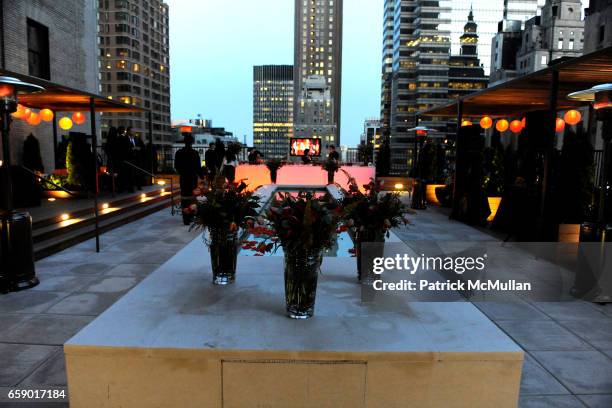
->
0;69;151;252
415;46;612;240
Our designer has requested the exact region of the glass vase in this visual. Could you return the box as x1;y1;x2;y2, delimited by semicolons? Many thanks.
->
355;228;385;281
209;228;238;285
284;249;322;319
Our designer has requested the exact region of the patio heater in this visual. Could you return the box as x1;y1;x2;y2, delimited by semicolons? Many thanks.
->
408;126;433;210
567;84;612;302
0;76;43;292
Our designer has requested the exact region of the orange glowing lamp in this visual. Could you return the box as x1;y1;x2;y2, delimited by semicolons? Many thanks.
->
179;126;192;133
0;84;15;98
461;120;473;127
509;120;523;133
22;108;33;120
416;129;428;136
27;112;42;126
495;119;509;132
555;118;566;133
11;104;26;119
40;108;54;122
59;117;73;130
563;110;581;126
72;112;86;125
480;116;493;129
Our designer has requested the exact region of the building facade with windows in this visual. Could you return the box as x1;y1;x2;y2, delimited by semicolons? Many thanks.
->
584;0;612;53
293;75;336;156
253;65;294;159
384;0;452;175
97;0;172;164
448;10;488;100
294;0;343;147
0;0;99;172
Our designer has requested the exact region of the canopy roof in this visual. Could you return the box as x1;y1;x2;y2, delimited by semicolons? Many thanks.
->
0;68;145;113
419;46;612;118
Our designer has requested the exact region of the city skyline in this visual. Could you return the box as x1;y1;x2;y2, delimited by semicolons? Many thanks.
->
166;0;382;148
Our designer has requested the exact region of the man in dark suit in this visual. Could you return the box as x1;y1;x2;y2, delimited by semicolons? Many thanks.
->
175;134;204;225
204;142;217;186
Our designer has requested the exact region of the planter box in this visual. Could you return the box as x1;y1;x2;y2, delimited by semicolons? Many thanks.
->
487;197;502;222
558;223;580;243
426;184;446;205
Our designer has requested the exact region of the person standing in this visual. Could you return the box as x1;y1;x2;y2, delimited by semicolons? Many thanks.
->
116;126;135;193
126;127;145;190
223;145;238;183
302;148;312;164
204;142;217;186
326;144;340;184
175;134;203;225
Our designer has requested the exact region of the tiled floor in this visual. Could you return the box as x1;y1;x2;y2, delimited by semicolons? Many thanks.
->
1;205;611;407
395;207;612;408
0;209;198;407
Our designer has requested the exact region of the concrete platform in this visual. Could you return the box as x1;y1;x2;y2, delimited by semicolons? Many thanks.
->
65;237;523;408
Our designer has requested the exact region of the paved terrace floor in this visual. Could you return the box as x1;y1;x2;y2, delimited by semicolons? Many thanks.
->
0;205;611;407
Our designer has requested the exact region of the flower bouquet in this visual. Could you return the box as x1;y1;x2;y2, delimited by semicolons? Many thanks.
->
248;191;342;319
341;172;412;281
265;159;284;184
188;179;260;284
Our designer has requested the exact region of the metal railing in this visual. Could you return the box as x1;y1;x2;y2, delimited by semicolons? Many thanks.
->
123;161;178;215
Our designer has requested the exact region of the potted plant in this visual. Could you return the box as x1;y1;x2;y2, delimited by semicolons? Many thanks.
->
188;179;260;285
341;173;412;281
248;191;342;319
482;144;505;222
265;159;284;184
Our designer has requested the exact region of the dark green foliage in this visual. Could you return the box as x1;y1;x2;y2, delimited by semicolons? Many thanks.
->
482;143;505;196
558;125;595;223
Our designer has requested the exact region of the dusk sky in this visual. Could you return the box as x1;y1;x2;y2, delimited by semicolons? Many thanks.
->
166;0;383;147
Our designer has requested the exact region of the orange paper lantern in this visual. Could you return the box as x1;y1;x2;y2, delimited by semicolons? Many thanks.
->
509;120;523;133
564;110;581;126
72;112;86;125
40;109;54;122
27;112;42;126
11;104;26;119
23;108;32;120
555;118;565;133
0;84;14;97
480;116;493;129
495;119;509;132
461;120;473;127
59;117;73;130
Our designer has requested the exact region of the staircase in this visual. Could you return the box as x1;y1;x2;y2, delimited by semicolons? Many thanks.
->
32;186;180;260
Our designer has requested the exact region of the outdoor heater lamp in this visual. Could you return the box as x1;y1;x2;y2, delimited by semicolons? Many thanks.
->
0;76;43;292
407;126;437;210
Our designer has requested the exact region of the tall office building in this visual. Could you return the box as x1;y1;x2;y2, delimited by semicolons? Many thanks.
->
253;65;294;159
98;0;172;165
294;0;343;147
294;75;336;150
384;0;452;175
380;0;395;133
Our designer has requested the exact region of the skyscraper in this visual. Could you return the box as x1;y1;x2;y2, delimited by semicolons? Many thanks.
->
98;0;172;165
294;0;343;147
253;65;294;159
384;0;452;175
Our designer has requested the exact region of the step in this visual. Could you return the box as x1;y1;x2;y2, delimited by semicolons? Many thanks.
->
32;186;179;230
32;190;178;244
33;198;177;261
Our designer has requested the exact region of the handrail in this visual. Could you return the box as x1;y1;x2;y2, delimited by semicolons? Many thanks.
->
123;161;177;216
123;160;156;179
21;166;78;197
